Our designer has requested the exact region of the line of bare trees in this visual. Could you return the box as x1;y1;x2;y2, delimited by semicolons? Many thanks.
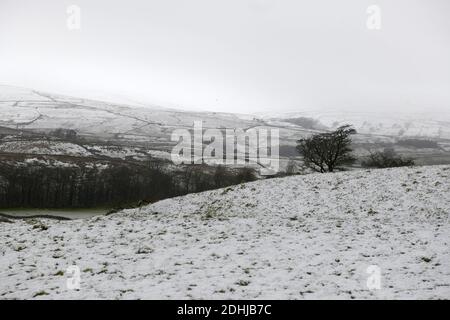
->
0;159;256;208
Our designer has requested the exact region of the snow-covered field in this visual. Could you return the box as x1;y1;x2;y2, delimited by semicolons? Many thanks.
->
0;85;258;143
0;165;449;299
3;85;450;147
0;140;92;157
262;110;450;139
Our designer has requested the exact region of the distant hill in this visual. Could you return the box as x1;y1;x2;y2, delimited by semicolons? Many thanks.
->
261;110;450;139
1;85;450;168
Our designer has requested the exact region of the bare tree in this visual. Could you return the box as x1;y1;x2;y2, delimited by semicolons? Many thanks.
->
296;125;356;173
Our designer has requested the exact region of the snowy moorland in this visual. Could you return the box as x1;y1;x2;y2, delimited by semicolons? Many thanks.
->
262;110;450;139
2;85;450;149
2;85;450;170
0;165;449;299
0;85;259;144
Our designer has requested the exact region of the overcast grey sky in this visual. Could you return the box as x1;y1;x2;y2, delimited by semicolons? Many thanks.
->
0;0;449;113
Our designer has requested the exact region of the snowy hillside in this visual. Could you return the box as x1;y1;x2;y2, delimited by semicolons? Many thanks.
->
0;85;259;144
3;85;450;148
2;85;450;169
0;140;92;157
1;165;449;299
262;110;450;140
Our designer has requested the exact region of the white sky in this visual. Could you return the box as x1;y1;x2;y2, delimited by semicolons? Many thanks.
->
0;0;449;113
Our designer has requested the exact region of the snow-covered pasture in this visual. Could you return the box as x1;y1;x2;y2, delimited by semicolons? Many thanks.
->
0;165;449;299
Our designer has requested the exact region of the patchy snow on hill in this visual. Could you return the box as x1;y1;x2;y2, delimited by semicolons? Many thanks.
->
0;165;449;299
85;145;148;160
0;140;92;157
262;110;450;139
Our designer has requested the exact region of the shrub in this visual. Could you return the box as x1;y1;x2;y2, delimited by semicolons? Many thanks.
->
361;148;415;168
